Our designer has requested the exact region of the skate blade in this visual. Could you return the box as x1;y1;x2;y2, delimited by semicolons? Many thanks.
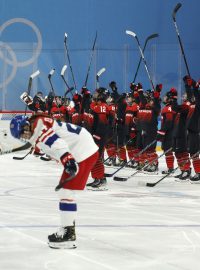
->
48;241;77;249
175;178;189;182
87;186;108;191
190;180;200;184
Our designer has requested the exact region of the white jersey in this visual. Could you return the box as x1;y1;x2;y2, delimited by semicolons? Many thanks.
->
29;116;98;162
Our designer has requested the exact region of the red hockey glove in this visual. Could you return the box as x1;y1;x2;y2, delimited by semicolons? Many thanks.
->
60;152;78;175
153;91;160;98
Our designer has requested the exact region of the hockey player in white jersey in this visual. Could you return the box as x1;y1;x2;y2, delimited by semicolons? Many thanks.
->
10;113;99;249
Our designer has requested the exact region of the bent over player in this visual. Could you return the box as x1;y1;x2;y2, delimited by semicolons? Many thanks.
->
10;113;99;249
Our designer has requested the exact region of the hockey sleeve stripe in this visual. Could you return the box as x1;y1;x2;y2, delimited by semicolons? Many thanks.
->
45;133;60;148
59;202;77;211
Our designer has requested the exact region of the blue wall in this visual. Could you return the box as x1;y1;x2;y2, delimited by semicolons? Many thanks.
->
0;0;200;109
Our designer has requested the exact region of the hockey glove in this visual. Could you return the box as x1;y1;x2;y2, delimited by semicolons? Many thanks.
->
20;92;33;105
61;152;78;175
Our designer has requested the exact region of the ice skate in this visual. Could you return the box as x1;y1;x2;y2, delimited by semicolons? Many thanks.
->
86;179;100;188
175;169;191;181
162;168;174;175
190;173;200;183
87;178;108;191
48;225;76;249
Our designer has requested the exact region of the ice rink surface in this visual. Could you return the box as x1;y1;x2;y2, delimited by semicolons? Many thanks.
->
1;151;200;270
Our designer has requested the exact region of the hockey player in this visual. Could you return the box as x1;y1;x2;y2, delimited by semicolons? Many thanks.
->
86;89;109;190
20;91;47;113
171;83;191;180
10;114;99;249
183;76;200;182
136;83;161;172
124;92;139;167
157;88;177;174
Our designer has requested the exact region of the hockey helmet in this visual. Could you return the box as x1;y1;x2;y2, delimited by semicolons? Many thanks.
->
10;115;29;139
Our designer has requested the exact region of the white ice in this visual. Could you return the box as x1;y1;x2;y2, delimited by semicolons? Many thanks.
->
1;151;200;270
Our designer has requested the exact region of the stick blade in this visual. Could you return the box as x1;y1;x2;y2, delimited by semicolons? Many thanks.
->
104;173;114;177
146;182;156;187
172;3;182;19
96;67;106;77
126;30;136;37
48;68;55;78
61;65;67;76
147;33;159;41
113;176;127;181
30;70;40;79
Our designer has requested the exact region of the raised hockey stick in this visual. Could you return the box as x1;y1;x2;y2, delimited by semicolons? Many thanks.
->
146;150;200;187
133;33;159;83
60;65;74;98
13;148;33;160
126;30;155;91
0;142;32;156
64;33;77;90
25;70;40;116
55;172;77;191
105;139;156;177
172;3;191;77
84;31;98;87
114;147;172;181
96;67;106;89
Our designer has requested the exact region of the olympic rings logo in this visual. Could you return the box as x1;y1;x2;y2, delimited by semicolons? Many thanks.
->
0;18;42;88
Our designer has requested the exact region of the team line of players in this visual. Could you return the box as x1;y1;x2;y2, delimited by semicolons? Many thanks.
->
20;77;200;188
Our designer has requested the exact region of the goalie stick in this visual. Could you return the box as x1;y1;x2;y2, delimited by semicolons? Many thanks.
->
84;31;98;87
0;142;32;156
146;150;200;187
133;33;159;83
25;70;40;116
113;147;172;181
126;30;155;91
64;33;77;90
172;3;191;77
96;67;106;88
104;139;156;177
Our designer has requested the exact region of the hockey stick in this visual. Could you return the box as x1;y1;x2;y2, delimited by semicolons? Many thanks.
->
84;31;98;87
126;30;155;91
55;172;76;191
60;65;74;98
114;147;172;181
172;3;191;77
133;33;159;83
105;139;156;177
13;148;33;160
146;150;200;187
64;33;77;90
96;67;106;89
0;142;32;155
25;70;40;116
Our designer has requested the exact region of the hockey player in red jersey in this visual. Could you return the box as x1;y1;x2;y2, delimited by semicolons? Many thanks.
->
171;80;192;180
10;114;99;249
183;76;200;182
157;88;177;174
86;89;109;190
124;92;139;167
136;83;161;172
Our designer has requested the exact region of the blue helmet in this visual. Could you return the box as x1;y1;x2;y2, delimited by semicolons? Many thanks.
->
10;115;29;139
